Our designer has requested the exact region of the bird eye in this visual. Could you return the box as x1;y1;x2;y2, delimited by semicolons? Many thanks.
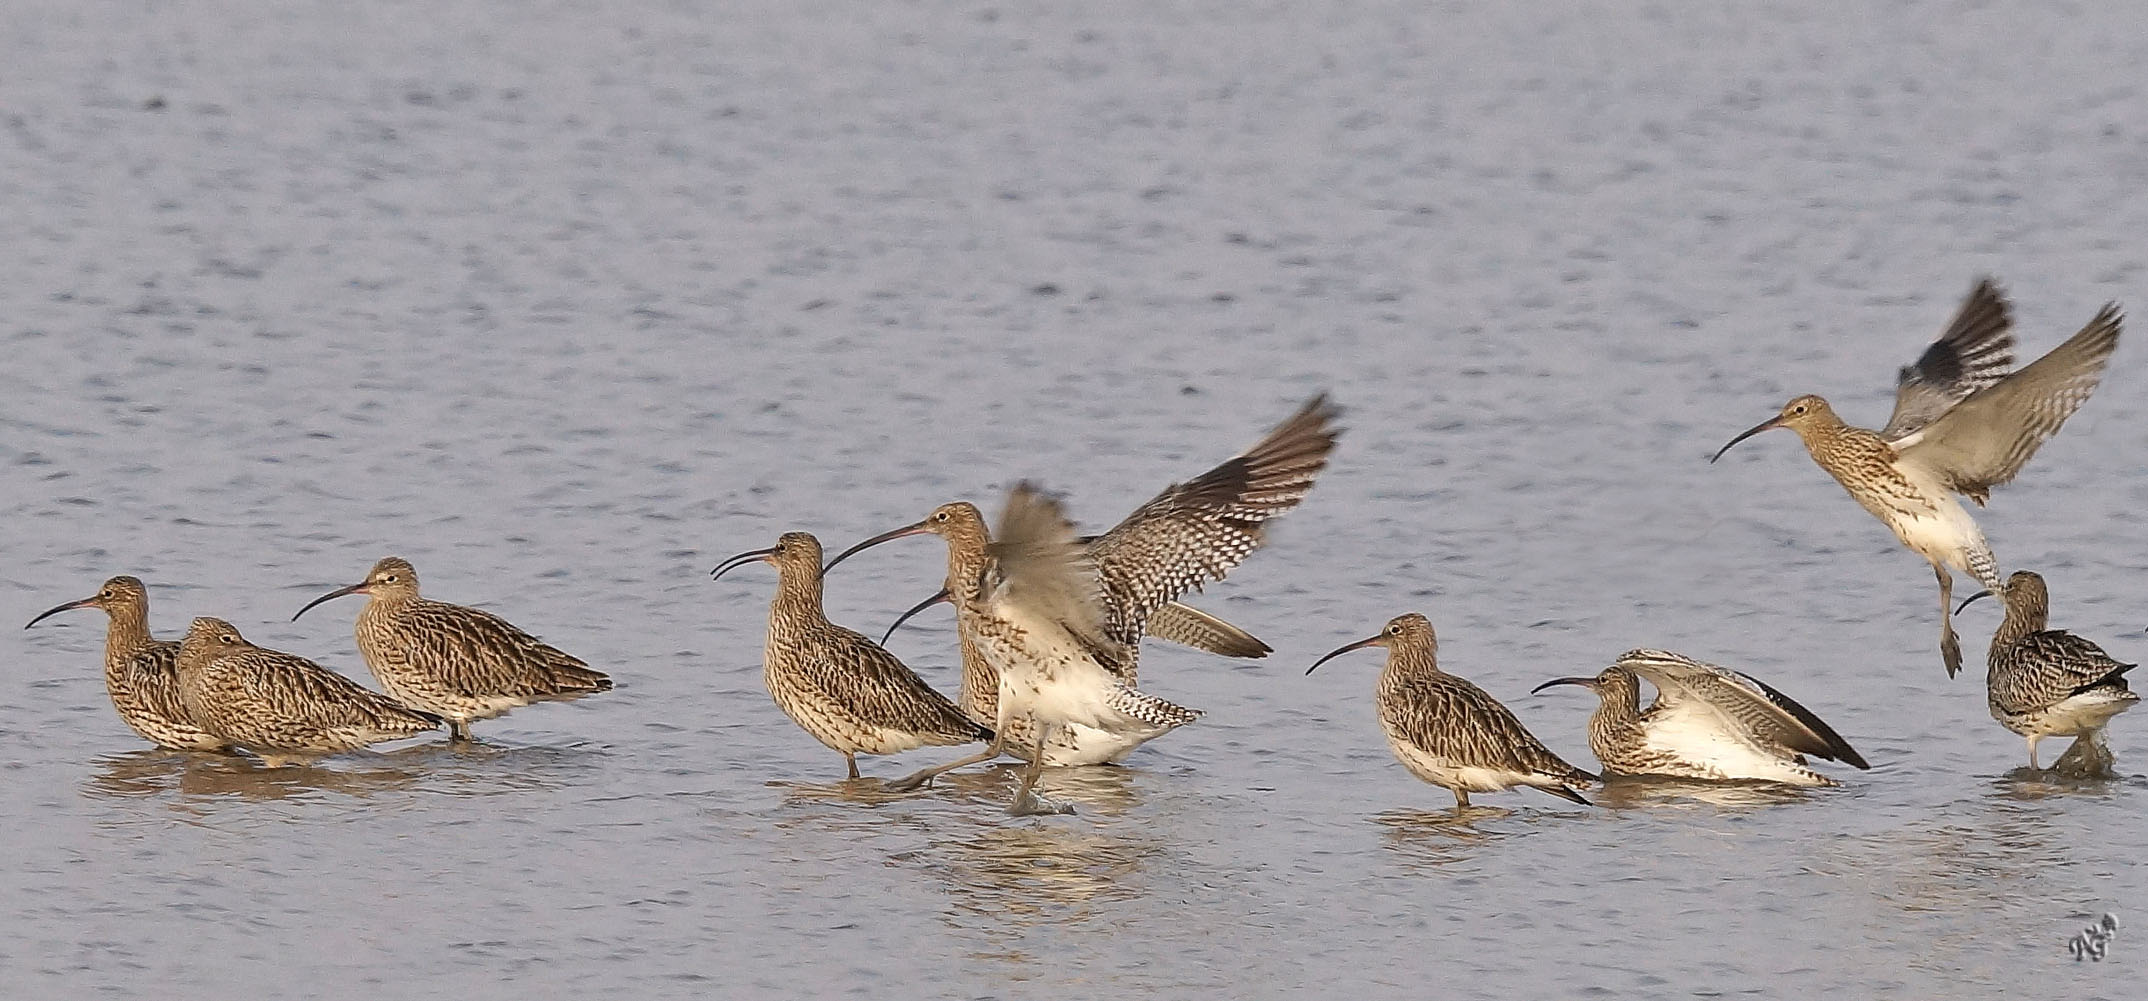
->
383;574;398;583
100;589;113;598
1791;404;1807;415
219;633;237;645
933;511;950;523
1386;624;1401;636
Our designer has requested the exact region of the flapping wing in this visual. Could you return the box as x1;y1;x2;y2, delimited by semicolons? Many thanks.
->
989;481;1111;652
1880;278;2015;441
1086;393;1341;644
1620;650;1868;768
1895;304;2121;503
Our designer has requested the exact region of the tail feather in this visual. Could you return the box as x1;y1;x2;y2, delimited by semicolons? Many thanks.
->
1105;684;1203;729
1146;601;1272;658
1538;782;1592;806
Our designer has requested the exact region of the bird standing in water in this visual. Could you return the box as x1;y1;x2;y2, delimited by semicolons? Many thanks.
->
1309;613;1593;810
25;575;223;751
1958;570;2137;773
293;557;612;741
712;531;990;779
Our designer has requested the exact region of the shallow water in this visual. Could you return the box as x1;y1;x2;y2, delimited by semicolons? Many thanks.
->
4;1;2146;997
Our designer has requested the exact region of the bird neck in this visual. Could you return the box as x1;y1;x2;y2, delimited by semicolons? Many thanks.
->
1993;594;2047;648
1796;421;1887;472
1378;646;1442;689
101;606;158;664
1586;682;1645;755
767;568;830;636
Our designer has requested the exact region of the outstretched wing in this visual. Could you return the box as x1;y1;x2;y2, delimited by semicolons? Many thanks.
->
1895;304;2121;504
1086;394;1341;645
1880;278;2015;441
1620;650;1868;768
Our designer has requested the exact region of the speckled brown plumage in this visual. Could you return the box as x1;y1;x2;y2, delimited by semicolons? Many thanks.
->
1714;281;2121;677
1964;571;2137;770
712;532;989;779
824;393;1339;764
1309;613;1592;809
293;557;612;741
1535;651;1867;786
25;576;224;751
175;617;441;761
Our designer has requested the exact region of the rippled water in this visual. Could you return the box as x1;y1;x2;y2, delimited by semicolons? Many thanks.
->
4;1;2146;996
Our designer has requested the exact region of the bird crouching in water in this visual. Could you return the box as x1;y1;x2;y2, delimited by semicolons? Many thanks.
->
25;575;224;751
1308;613;1593;811
1712;279;2121;677
1532;650;1869;787
292;557;613;741
711;532;991;780
175;617;442;766
1958;571;2137;775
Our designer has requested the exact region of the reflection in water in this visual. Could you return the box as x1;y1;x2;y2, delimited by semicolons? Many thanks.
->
1372;807;1509;869
1593;776;1816;811
1990;766;2141;803
924;820;1161;926
82;740;599;805
778;762;1143;816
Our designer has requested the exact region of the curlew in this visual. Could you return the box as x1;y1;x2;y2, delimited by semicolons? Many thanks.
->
25;575;224;751
1958;570;2137;772
292;557;612;741
712;531;991;779
880;483;1203;815
175;617;441;764
1713;279;2121;676
1532;649;1870;787
824;393;1339;764
1308;613;1593;810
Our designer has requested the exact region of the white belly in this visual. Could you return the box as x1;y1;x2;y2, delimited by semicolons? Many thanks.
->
1645;725;1832;786
1386;735;1522;793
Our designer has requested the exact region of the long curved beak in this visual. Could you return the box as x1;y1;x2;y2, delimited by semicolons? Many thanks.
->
1710;414;1785;463
292;582;369;622
1955;590;1995;615
1306;634;1385;675
881;588;953;645
24;595;98;629
711;547;780;582
822;520;932;574
1531;676;1600;695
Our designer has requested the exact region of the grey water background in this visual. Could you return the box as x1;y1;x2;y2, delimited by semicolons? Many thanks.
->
4;1;2146;996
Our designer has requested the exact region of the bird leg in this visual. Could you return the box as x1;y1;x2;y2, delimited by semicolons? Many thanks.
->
449;720;473;742
884;734;1003;792
1452;789;1470;811
1935;564;1962;678
1007;719;1074;817
845;753;859;781
2027;734;2042;771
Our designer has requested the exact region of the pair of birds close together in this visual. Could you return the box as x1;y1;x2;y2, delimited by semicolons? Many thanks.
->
1712;279;2137;776
25;559;611;764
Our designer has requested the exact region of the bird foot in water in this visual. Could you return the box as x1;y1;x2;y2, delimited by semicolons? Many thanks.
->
2051;732;2119;779
1007;790;1075;817
884;773;936;793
